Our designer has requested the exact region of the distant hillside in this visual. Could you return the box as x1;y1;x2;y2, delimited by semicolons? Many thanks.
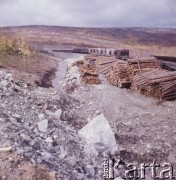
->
1;26;176;49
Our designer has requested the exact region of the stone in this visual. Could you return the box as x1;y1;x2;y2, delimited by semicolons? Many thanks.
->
37;119;48;133
110;145;119;155
53;109;62;120
95;110;100;115
53;135;58;139
14;113;22;119
46;109;62;120
78;114;117;154
84;165;95;177
38;113;45;120
45;137;53;143
8;157;14;162
2;175;7;180
1;104;6;108
0;118;5;122
77;173;85;180
20;134;31;141
49;172;56;180
168;152;176;164
41;152;52;159
87;117;91;122
59;146;67;159
9;117;19;126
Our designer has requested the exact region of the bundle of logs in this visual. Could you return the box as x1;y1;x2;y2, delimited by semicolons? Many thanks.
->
79;64;101;85
96;57;117;75
107;60;131;88
127;58;161;76
107;58;161;88
131;69;176;101
84;55;97;68
82;55;176;101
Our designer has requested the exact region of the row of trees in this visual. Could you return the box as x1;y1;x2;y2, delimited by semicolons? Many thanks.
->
0;30;30;57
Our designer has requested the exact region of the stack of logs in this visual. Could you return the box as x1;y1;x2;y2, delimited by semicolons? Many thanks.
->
79;64;101;85
131;69;176;101
107;60;131;88
82;55;176;101
127;58;161;76
96;57;117;75
78;56;101;84
107;58;160;88
84;55;96;68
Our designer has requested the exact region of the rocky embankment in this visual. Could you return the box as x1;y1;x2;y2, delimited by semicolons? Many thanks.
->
0;69;118;180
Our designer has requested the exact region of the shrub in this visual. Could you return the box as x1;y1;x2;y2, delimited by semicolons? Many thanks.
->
0;30;31;57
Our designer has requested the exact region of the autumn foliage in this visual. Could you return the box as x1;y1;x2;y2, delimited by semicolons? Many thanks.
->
0;30;30;57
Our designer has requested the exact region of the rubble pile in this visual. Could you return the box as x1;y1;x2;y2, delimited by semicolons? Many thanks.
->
132;69;176;100
64;57;82;94
0;70;109;179
107;60;131;88
127;58;161;76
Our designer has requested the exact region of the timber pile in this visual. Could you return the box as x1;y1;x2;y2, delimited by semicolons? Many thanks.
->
127;58;161;76
72;60;84;67
79;64;101;85
107;60;131;88
84;56;96;68
96;57;117;75
132;69;176;101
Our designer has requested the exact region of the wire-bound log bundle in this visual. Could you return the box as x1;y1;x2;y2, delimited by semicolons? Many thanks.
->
96;57;117;75
127;58;161;76
132;69;176;101
107;60;131;88
84;55;97;68
79;64;101;84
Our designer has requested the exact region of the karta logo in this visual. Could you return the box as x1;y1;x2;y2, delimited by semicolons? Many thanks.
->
103;157;175;179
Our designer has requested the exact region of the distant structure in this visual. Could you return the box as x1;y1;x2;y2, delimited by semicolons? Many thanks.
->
53;47;130;60
114;49;129;60
73;48;129;60
154;55;176;71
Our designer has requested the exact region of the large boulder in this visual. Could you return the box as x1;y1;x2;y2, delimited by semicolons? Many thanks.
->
78;113;117;154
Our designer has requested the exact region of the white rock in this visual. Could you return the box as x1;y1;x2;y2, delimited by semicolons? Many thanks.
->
1;104;6;108
59;146;67;159
38;113;45;120
37;119;48;133
53;135;58;139
20;134;31;141
87;117;91;122
78;114;117;154
95;110;100;115
41;152;52;159
45;137;53;143
14;113;22;119
53;109;62;119
46;109;62;120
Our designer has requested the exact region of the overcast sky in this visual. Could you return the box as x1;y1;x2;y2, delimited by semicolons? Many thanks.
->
0;0;175;28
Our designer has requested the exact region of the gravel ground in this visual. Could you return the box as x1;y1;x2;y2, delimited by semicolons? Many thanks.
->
0;51;176;180
61;55;176;178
